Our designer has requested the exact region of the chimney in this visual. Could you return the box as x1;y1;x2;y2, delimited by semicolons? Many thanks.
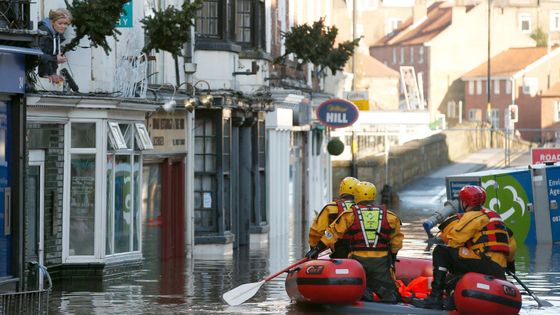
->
412;0;427;26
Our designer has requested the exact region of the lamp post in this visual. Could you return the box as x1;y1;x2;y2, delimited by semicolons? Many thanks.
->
487;0;493;147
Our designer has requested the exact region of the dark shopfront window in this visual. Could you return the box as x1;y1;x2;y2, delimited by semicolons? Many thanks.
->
194;111;232;234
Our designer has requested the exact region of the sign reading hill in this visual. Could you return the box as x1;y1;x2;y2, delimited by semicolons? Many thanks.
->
316;99;359;128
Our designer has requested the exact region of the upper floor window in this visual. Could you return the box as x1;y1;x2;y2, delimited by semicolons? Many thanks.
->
392;48;397;64
551;11;560;32
400;47;405;64
196;0;221;39
235;0;252;43
410;47;414;64
523;77;538;96
519;13;531;33
476;80;482;95
506;80;512;94
555;100;560;121
494;79;500;95
196;0;265;49
418;46;424;64
468;80;474;95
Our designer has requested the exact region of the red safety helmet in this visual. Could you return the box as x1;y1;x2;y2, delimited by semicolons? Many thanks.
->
458;185;486;209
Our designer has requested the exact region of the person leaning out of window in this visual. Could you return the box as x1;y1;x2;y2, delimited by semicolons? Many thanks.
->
38;8;72;84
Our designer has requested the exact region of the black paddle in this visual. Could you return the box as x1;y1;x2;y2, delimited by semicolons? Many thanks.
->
507;270;553;307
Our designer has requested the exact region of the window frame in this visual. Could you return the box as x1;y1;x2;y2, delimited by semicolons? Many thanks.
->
494;79;500;95
476;80;482;95
519;13;532;34
63;120;103;263
550;10;560;32
468;108;482;121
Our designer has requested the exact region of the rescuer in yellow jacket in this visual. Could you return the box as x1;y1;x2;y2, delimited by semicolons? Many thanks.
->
412;185;512;310
305;181;404;303
308;176;359;258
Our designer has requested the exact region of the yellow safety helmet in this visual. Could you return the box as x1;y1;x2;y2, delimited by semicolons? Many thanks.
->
339;176;360;197
354;181;377;204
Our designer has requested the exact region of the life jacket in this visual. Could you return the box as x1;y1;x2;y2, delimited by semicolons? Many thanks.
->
467;208;510;255
397;277;431;303
329;198;354;223
346;204;392;251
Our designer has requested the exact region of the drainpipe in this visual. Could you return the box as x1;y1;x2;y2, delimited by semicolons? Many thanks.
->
184;2;196;259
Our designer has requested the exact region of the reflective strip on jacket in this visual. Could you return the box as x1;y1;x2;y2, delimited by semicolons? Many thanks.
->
319;203;403;258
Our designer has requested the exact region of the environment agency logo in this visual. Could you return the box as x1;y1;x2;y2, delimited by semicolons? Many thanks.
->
482;175;529;242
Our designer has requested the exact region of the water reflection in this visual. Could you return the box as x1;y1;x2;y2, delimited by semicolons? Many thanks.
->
49;199;560;314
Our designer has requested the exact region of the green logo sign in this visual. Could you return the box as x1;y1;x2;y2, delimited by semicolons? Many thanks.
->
482;174;530;242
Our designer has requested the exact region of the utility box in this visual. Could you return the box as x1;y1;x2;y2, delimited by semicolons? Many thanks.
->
446;167;538;244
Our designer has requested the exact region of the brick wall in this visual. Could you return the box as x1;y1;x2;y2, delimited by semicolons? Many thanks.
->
25;124;65;274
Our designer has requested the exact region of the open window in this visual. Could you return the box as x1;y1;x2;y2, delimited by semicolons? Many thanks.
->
134;123;154;150
108;122;127;150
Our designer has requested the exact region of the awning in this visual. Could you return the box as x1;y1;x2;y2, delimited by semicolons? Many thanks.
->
0;44;43;56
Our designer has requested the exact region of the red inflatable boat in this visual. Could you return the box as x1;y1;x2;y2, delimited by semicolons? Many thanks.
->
285;257;521;315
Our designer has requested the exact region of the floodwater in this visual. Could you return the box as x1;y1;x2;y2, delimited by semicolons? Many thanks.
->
49;165;560;314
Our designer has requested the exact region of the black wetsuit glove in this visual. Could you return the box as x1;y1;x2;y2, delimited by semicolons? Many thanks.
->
305;241;327;259
507;261;516;274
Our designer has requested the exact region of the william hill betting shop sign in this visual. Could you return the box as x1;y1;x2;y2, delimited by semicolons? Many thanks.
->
316;98;359;128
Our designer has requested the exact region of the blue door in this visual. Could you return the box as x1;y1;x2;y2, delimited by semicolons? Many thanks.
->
0;101;11;277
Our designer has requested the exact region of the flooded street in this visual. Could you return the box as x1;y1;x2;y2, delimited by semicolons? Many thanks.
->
49;161;560;314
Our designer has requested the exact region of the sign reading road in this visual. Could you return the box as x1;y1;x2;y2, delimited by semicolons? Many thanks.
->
531;148;560;164
316;99;359;128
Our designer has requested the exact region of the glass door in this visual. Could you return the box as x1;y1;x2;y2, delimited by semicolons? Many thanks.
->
0;101;10;279
28;150;45;288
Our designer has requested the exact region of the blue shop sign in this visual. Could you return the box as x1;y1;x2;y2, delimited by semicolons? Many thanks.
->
316;98;359;128
0;52;25;94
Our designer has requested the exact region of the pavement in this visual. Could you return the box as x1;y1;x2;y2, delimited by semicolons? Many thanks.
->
398;148;532;211
428;148;529;180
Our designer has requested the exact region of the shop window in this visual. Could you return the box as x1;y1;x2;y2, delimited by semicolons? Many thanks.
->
66;120;151;261
69;154;96;256
194;116;217;232
105;123;145;256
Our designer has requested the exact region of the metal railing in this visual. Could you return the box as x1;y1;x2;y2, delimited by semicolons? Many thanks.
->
0;262;52;315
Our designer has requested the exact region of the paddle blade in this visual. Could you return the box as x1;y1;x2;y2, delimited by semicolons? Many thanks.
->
222;280;265;306
534;296;553;308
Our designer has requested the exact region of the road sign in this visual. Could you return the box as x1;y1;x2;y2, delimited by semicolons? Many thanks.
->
316;99;359;128
531;148;560;164
345;91;369;111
